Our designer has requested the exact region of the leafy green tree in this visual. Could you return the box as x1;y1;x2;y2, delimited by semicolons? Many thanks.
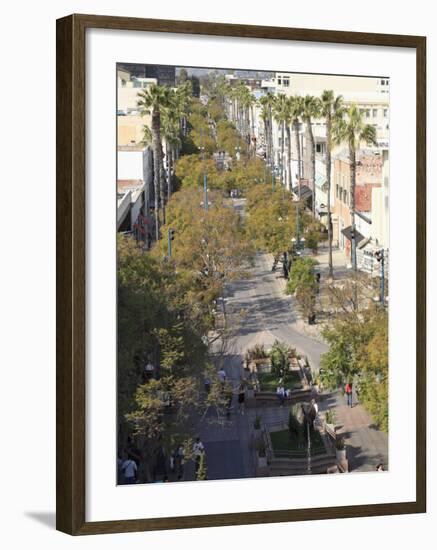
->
269;340;294;379
177;68;189;85
174;154;224;190
303;220;326;254
286;257;318;322
117;235;228;479
245;184;306;257
153;187;254;305
196;451;207;480
216;120;245;157
320;307;388;431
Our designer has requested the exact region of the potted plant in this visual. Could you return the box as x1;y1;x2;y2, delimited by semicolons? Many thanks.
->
335;437;346;461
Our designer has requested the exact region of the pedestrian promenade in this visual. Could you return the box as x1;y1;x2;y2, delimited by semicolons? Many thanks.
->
320;390;388;472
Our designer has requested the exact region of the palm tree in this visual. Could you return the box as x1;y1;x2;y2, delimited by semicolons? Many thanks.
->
302;95;322;217
333;104;377;272
259;93;275;166
289;96;304;198
247;93;257;156
137;84;170;239
273;94;289;188
161;106;181;202
320;90;344;278
174;81;192;138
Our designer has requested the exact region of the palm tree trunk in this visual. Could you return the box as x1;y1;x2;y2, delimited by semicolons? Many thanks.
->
286;125;292;191
280;122;285;187
294;120;301;199
251;104;255;156
151;109;161;240
326;117;334;279
159;141;166;226
166;142;171;202
349;144;357;271
306;116;316;217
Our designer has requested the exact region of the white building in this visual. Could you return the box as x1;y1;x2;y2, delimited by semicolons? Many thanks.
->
117;145;154;234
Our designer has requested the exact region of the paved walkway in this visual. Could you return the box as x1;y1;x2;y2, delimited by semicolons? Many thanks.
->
183;354;256;481
319;390;388;472
184;203;388;479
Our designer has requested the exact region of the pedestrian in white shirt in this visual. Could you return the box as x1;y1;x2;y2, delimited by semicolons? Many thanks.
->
121;457;137;484
276;385;285;406
217;368;227;387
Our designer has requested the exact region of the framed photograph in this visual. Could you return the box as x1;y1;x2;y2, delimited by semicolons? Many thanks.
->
56;14;426;535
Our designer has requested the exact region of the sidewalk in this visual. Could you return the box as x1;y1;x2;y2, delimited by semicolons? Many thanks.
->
320;390;388;472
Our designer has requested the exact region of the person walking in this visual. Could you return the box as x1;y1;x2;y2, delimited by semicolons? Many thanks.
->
276;384;285;406
345;382;353;408
238;383;245;415
121;456;138;484
175;444;185;481
217;367;227;388
193;437;205;476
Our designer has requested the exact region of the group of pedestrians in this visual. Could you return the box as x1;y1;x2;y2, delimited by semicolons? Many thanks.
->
210;367;247;417
275;382;293;406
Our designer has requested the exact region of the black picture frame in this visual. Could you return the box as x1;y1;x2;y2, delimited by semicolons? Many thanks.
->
56;13;426;535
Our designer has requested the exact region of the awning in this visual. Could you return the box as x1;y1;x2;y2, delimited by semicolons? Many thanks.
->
341;225;365;244
293;185;313;201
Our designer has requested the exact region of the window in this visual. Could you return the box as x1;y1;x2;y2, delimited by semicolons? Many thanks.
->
316;143;322;153
372;109;378;117
343;190;347;203
383;108;388;117
366;109;371;118
336;184;339;198
277;77;282;85
283;78;289;87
